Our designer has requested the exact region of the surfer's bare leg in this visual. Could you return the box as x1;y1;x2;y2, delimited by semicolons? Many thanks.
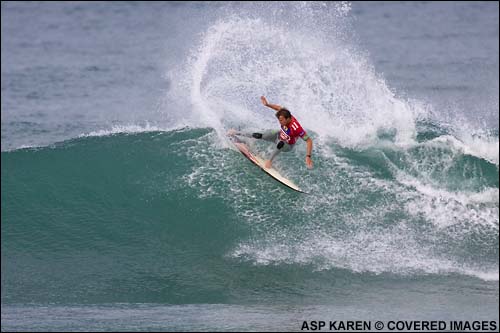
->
265;141;293;168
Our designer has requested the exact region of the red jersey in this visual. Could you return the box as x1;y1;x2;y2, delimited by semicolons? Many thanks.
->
279;116;309;145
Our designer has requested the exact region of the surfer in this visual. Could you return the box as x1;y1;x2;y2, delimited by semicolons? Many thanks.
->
230;96;313;169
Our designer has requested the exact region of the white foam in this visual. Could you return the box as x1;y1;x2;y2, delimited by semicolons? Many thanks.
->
383;155;499;229
232;224;499;281
456;133;499;166
427;134;499;166
78;123;180;138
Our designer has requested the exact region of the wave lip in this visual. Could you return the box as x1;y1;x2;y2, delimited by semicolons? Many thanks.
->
77;123;172;138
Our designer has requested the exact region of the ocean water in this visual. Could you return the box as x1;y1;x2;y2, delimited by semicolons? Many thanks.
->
1;1;498;331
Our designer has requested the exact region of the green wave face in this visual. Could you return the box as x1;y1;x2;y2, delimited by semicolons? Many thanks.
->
2;127;498;304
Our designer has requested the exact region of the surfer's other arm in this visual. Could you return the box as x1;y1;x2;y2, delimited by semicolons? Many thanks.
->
305;137;313;169
261;96;282;111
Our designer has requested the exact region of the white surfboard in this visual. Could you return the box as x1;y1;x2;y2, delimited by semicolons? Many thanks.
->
229;135;308;194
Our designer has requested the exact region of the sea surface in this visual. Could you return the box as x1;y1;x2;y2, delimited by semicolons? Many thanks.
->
1;1;498;331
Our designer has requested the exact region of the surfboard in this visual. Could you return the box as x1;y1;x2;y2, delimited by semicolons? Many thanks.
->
229;134;307;194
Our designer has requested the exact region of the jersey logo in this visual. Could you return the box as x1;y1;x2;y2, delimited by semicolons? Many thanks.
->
280;128;291;142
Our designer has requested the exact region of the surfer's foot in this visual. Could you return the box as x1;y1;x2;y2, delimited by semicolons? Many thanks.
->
265;160;272;169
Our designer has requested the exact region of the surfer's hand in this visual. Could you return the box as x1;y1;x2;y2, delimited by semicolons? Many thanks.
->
261;96;268;106
265;160;272;169
227;129;237;136
306;156;313;169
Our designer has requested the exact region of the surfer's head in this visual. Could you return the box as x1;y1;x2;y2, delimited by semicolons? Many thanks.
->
276;108;292;126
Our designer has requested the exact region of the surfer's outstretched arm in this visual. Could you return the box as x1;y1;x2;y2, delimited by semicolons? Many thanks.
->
261;96;282;111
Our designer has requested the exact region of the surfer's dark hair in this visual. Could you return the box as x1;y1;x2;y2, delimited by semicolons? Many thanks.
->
275;108;291;119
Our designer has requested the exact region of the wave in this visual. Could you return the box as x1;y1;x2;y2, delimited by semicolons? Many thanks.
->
1;125;498;306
